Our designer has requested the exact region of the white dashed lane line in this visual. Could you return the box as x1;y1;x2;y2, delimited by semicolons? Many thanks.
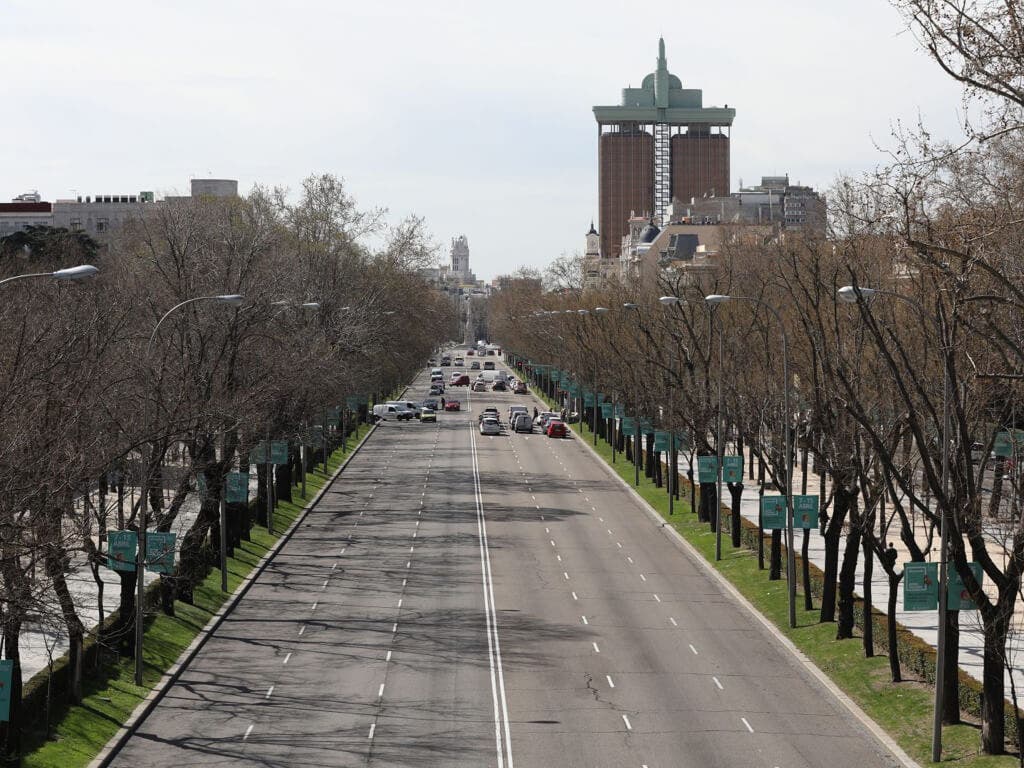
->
243;724;254;741
741;717;754;733
713;676;724;690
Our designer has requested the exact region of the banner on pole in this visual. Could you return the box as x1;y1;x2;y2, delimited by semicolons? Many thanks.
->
793;494;820;529
146;532;177;575
226;471;249;504
903;561;939;611
107;530;137;572
270;440;289;465
761;496;786;529
697;456;718;484
653;431;670;451
723;456;743;483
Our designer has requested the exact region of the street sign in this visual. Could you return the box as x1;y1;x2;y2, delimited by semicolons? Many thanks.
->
761;496;786;529
697;456;718;484
146;532;177;575
600;403;614;418
0;660;12;722
723;456;743;483
995;430;1024;458
249;441;269;464
948;562;984;610
793;494;820;528
622;417;636;432
270;440;289;465
226;471;249;503
903;561;939;611
653;431;670;451
107;530;137;572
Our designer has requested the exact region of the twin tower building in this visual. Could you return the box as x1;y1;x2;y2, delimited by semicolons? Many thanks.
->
594;38;735;260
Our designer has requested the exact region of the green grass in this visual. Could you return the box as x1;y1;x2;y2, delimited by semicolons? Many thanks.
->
23;424;372;768
567;415;1014;766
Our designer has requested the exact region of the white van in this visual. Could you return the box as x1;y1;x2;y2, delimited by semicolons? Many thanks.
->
373;403;414;421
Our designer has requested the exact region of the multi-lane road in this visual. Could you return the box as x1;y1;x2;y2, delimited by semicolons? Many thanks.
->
107;354;907;767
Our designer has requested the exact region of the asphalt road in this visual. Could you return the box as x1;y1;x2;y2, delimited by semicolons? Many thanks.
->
108;357;905;768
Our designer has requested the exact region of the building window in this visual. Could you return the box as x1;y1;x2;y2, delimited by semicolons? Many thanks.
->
95;218;109;232
70;218;82;231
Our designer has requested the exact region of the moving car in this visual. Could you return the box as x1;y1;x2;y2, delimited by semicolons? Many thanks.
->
421;398;440;411
513;381;528;394
512;413;533;433
536;411;560;428
429;384;444;395
445;399;461;411
472;380;488;392
478;406;499;421
479;417;501;435
420;407;437;423
451;373;470;386
491;380;507;392
546;419;567;438
372;403;415;422
466;350;475;356
470;361;480;370
455;357;465;365
483;361;496;370
509;405;528;422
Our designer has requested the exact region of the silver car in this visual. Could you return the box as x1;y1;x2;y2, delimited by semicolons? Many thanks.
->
479;417;501;435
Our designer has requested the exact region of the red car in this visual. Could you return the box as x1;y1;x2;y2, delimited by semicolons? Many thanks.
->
466;350;475;356
450;374;470;386
546;420;567;438
445;400;461;411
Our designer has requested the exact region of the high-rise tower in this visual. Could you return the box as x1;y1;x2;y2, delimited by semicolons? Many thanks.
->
593;39;734;260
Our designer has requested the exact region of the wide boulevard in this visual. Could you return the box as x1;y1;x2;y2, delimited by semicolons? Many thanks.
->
109;351;904;768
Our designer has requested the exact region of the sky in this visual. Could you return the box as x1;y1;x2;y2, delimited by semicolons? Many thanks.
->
2;0;968;281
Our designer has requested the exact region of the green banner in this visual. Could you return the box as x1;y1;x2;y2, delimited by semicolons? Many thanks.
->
146;532;177;575
674;432;691;451
270;440;289;465
615;403;625;418
583;393;595;406
653;431;670;451
249;441;269;464
995;430;1024;458
600;403;614;418
723;456;743;483
904;561;939;611
327;406;341;421
697;456;718;483
793;494;820;529
107;530;137;572
0;660;11;722
226;471;249;504
345;396;363;410
761;496;786;529
550;370;562;382
621;417;636;432
640;418;654;432
948;562;984;610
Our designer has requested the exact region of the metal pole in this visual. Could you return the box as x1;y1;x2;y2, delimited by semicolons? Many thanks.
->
592;373;598;447
323;408;328;474
134;471;147;685
634;420;641;487
716;314;724;562
782;329;796;629
300;423;307;500
932;349;952;762
266;429;274;535
219;489;228;592
611;399;617;463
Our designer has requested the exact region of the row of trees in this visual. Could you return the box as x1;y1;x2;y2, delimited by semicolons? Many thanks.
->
0;174;453;755
493;0;1024;755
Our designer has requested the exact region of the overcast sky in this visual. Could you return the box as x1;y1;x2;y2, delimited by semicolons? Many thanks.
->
3;0;966;280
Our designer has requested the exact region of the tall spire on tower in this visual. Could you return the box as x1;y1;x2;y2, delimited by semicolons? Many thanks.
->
655;37;669;109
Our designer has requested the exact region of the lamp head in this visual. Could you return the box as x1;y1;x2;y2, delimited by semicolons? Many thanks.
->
52;264;99;280
577;309;589;315
704;294;731;305
593;307;609;314
215;294;244;306
623;302;638;310
837;285;876;304
658;295;680;306
300;302;321;310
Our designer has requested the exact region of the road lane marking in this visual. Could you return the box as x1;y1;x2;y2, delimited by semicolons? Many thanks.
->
581;615;588;625
592;642;600;653
545;527;550;533
311;601;318;611
397;598;403;608
322;579;329;588
402;578;407;587
331;562;338;571
265;685;274;699
563;572;570;580
713;676;724;690
622;715;632;730
627;556;634;564
689;644;698;655
571;591;578;600
556;554;562;562
653;594;661;602
385;650;392;662
392;622;398;633
298;625;306;635
607;529;613;535
606;675;615;688
669;617;677;626
550;540;556;547
283;652;292;664
243;724;254;740
407;561;411;568
741;717;754;733
378;683;385;698
369;723;376;739
639;574;647;582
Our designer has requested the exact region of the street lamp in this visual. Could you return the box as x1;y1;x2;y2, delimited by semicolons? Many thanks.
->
706;294;796;627
0;264;99;287
838;284;950;762
136;292;244;685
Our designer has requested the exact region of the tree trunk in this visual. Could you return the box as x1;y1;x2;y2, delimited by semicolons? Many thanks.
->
116;569;138;655
276;455;292;504
802;528;813;611
862;534;874;657
942;608;962;724
837;517;861;639
697;483;714;524
988;455;1006;517
729;483;743;547
0;624;23;764
887;571;903;682
46;551;85;703
255;463;268;526
820;483;851;623
769;529;782;580
981;609;1009;753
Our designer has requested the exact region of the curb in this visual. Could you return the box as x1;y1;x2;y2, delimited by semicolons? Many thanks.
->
563;418;921;768
89;422;379;768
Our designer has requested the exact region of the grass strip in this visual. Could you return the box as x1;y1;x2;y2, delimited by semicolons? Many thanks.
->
24;424;372;768
568;414;1013;766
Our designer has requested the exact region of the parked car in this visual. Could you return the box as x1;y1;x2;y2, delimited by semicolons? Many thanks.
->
512;413;533;433
472;380;488;392
445;399;461;411
420;407;437;423
470;361;481;370
483;361;496;370
513;381;528;395
480;417;501;435
546;420;567;438
451;374;470;386
491;380;507;391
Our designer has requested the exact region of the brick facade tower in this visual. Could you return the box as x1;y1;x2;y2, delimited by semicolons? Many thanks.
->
594;39;734;260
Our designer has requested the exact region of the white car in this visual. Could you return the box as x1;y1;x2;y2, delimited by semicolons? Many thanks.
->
535;411;560;428
512;413;533;433
509;405;528;422
479;417;501;435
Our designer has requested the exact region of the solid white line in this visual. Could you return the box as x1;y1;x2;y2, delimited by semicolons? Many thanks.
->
592;642;600;653
470;424;513;767
622;714;632;730
369;723;376;739
265;685;274;699
741;717;754;733
283;652;292;664
243;724;254;740
713;676;724;690
606;675;614;688
669;617;677;626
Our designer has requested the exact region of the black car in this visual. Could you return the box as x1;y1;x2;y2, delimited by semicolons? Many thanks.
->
422;398;440;411
491;380;507;391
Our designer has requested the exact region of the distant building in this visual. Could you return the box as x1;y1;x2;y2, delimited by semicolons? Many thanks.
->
594;38;735;262
677;175;825;230
450;235;473;281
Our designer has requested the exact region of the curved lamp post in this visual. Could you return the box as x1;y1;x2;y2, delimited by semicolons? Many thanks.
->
0;264;99;287
706;294;796;628
838;283;951;762
135;293;244;685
